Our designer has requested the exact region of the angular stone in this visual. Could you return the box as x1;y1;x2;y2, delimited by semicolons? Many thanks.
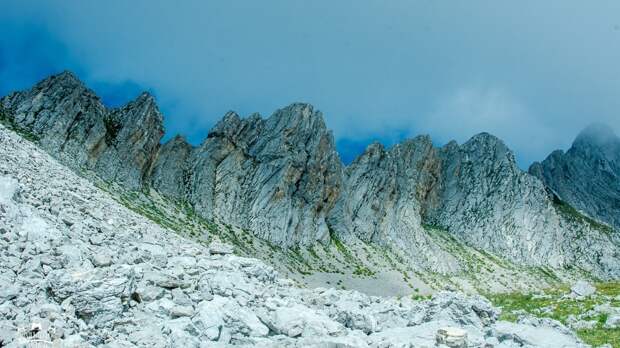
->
571;281;596;298
605;315;620;329
92;253;112;267
436;327;467;348
208;241;233;255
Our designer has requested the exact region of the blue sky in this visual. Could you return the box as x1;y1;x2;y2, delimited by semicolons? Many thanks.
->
1;1;619;166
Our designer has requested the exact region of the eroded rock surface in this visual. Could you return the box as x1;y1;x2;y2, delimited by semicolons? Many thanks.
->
530;123;620;230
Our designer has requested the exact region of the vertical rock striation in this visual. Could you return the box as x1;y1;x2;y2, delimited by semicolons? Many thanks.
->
340;131;619;276
0;71;164;190
428;133;562;265
339;137;460;273
155;104;346;246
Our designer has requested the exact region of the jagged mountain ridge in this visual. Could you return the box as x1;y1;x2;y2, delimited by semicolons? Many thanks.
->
0;72;163;190
530;123;620;230
1;71;619;279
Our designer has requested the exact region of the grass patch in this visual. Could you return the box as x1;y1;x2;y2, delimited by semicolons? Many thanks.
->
596;282;620;297
553;197;614;235
0;107;40;142
576;328;620;347
487;283;620;347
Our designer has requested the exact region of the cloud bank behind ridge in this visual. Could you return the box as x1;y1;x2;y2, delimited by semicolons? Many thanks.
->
1;1;619;166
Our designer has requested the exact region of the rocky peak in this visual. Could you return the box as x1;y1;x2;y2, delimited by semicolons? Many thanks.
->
208;111;244;138
459;132;516;165
343;137;437;226
270;103;324;130
0;71;164;190
149;101;345;246
570;124;620;168
109;91;164;136
530;124;620;230
36;70;88;94
573;123;619;150
93;91;165;189
1;71;105;135
51;69;81;83
348;142;385;168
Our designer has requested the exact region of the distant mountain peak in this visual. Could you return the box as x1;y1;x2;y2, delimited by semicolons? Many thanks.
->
531;122;620;230
52;69;81;83
574;123;619;149
40;70;88;92
270;102;326;130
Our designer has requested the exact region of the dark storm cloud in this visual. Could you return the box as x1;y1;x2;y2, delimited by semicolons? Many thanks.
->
1;0;619;167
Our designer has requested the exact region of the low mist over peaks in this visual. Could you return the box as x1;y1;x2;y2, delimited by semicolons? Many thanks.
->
574;122;620;150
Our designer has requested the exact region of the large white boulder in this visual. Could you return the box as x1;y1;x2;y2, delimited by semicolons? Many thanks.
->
193;296;269;342
493;320;586;348
605;314;620;329
570;281;596;297
269;304;345;338
436;327;468;348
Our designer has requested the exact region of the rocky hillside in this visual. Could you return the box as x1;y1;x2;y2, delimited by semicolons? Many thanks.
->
530;123;620;231
338;131;619;279
0;123;590;347
1;71;619;282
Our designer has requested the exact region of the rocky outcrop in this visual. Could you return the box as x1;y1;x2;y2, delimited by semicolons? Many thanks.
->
428;133;563;265
0;125;588;347
2;72;345;246
338;137;460;273
151;105;345;246
0;71;164;190
341;131;620;276
530;123;620;230
150;135;193;200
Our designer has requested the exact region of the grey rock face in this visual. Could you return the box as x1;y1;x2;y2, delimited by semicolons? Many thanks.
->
530;123;620;230
153;104;345;246
150;135;193;200
0;71;164;190
2;74;346;246
339;137;460;273
428;134;563;265
342;132;620;276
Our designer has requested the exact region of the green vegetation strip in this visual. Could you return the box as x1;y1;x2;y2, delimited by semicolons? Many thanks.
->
487;282;620;347
0;107;40;142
